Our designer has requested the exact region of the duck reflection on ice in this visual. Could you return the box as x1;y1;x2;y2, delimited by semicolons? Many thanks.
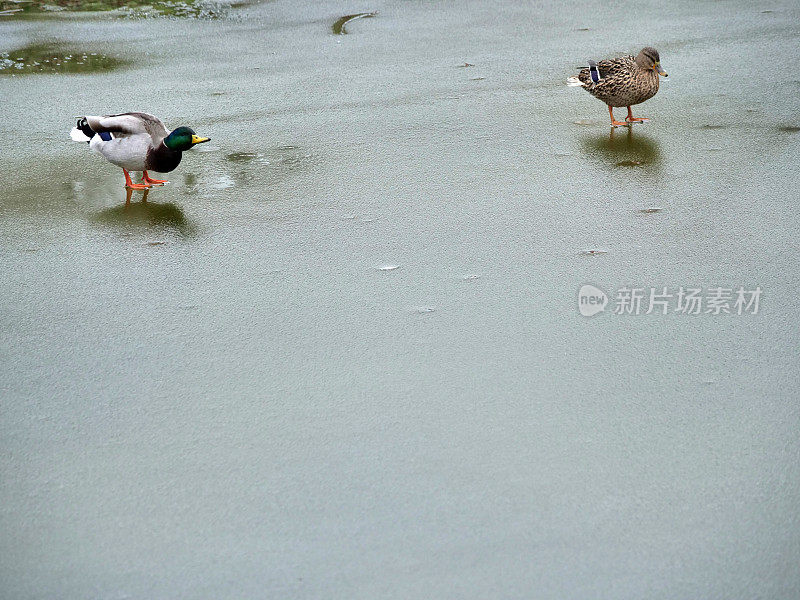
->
127;186;147;206
92;188;197;235
580;126;663;169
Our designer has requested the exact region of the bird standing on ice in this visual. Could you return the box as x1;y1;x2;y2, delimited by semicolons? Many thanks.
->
567;47;668;127
70;112;210;189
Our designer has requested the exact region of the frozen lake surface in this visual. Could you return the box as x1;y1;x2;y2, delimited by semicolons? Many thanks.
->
1;0;799;597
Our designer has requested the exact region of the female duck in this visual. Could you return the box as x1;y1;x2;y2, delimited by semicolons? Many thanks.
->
568;47;668;127
70;112;210;189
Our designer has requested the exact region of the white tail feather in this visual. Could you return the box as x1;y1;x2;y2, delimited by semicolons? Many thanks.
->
70;126;91;142
566;76;585;87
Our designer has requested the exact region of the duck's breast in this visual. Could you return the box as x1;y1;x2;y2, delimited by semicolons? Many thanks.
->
145;144;182;173
630;70;660;105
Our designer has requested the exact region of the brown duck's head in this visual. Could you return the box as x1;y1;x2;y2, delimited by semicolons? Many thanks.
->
636;47;668;77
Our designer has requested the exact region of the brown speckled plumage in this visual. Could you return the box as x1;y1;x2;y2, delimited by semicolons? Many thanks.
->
574;47;663;108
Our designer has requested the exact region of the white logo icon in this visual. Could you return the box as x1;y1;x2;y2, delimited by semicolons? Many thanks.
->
578;284;608;316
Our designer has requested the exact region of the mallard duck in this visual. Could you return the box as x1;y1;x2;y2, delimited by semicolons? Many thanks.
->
567;47;668;127
70;112;210;189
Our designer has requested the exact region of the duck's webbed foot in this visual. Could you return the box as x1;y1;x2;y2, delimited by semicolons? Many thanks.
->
625;106;650;123
141;170;168;185
123;168;151;190
608;106;629;128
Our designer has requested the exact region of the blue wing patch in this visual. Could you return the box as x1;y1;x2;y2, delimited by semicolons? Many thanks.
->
588;60;601;84
98;131;113;141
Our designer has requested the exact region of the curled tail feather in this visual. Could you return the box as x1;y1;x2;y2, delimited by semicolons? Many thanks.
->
69;117;94;142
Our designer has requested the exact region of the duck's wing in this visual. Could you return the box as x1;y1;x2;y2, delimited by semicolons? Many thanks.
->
85;112;169;140
595;56;634;78
576;55;635;86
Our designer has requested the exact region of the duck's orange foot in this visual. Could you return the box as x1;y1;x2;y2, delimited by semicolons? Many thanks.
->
625;106;650;124
608;106;629;128
141;170;168;185
123;168;151;190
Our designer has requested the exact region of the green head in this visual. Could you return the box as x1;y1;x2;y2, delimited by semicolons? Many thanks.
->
163;126;211;151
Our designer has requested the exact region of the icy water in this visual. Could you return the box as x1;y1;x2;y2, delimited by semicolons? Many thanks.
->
2;1;800;598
